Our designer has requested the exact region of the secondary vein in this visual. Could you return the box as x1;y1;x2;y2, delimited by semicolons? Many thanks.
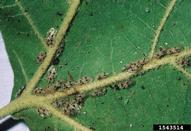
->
13;50;28;82
149;0;177;58
15;0;48;49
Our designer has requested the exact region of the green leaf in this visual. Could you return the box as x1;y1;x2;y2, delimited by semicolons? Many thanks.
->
1;0;191;131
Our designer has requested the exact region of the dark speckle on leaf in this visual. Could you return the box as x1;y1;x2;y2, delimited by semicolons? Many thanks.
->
24;9;28;13
85;1;89;5
118;96;123;100
176;76;182;81
89;126;96;130
145;7;150;13
52;57;60;65
172;22;177;26
141;85;145;90
45;126;52;131
89;12;94;16
56;11;63;16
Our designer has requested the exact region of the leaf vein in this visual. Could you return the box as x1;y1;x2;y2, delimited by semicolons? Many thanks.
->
149;0;177;58
13;50;28;82
15;0;48;49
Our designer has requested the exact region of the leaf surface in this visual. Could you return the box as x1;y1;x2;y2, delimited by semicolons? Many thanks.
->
1;0;191;131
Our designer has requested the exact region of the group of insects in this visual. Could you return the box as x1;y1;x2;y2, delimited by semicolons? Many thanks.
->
32;72;110;96
154;47;191;68
122;47;183;73
37;107;51;118
47;65;57;82
50;81;134;117
154;47;182;59
36;51;47;64
122;58;148;73
111;79;134;90
36;27;62;65
45;27;57;47
33;72;134;117
52;93;86;116
176;57;191;68
17;36;188;118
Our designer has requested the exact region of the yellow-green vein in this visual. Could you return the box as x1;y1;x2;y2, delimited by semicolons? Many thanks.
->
15;0;48;49
13;50;28;82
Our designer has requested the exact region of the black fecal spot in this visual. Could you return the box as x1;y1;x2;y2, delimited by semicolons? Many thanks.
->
56;11;63;16
117;24;125;31
85;2;88;5
141;85;145;90
142;124;145;127
87;39;91;42
166;104;169;107
101;102;104;104
17;19;21;23
64;63;68;66
24;9;28;13
183;82;187;86
17;32;21;35
172;22;177;26
176;76;182;81
89;126;96;130
85;1;89;5
26;33;30;37
89;12;93;16
56;25;59;28
45;126;53;131
60;18;63;21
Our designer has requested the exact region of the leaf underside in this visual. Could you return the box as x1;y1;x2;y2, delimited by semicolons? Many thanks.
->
1;0;191;131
